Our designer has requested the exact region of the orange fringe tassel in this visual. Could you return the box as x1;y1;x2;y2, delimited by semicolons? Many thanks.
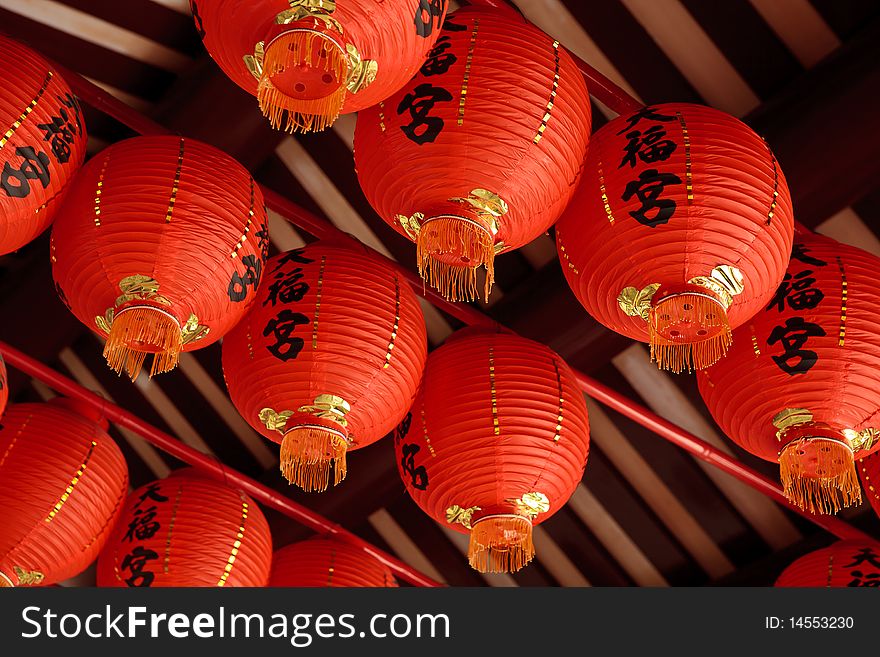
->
648;293;732;373
280;426;348;492
103;306;183;381
258;31;347;133
417;217;495;303
468;515;534;573
779;438;861;514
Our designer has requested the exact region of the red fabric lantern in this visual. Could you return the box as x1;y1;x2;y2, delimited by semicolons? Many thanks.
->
0;34;87;255
0;354;7;418
270;537;397;587
193;0;448;132
698;234;880;514
858;452;880;519
775;540;880;587
0;398;128;587
222;241;427;491
51;135;269;380
355;6;592;302
394;328;590;573
97;469;272;587
556;103;793;373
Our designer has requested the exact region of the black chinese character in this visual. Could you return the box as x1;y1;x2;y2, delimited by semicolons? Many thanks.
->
790;243;828;268
420;36;456;77
397;83;453;146
768;317;826;375
1;146;51;199
263;267;309;307
255;223;270;261
263;309;309;362
122;506;161;543
228;254;262;303
847;571;880;587
38;107;78;164
616;106;677;135
766;271;824;312
135;482;169;508
394;412;413;444
57;93;83;135
120;546;159;587
621;169;682;227
619;125;677;168
272;248;315;274
414;0;445;38
400;443;428;490
844;548;880;569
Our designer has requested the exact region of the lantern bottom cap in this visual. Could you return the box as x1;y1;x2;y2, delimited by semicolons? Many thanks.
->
779;437;861;515
103;305;183;381
0;572;13;587
417;215;496;303
648;291;731;373
258;29;348;134
280;424;348;492
468;515;535;574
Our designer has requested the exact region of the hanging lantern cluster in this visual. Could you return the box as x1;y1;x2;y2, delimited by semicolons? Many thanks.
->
355;5;592;302
192;0;449;133
858;451;880;519
0;399;128;587
556;103;793;373
51;135;269;380
0;34;87;256
394;328;590;573
97;469;272;587
698;234;880;515
776;540;880;587
270;537;397;587
222;241;427;492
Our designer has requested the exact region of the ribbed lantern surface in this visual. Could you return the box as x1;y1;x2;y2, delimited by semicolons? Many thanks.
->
557;103;793;373
222;241;427;492
270;537;397;587
776;540;880;587
355;5;591;302
858;451;880;519
51;135;268;380
0;34;87;255
0;399;128;587
394;329;590;573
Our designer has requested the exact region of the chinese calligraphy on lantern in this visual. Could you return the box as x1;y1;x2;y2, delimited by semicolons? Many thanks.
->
262;249;315;363
118;482;169;587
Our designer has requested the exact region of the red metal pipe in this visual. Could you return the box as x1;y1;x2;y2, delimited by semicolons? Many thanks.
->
55;52;873;542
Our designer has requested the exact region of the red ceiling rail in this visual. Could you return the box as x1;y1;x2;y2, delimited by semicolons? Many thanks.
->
41;46;873;548
0;341;443;588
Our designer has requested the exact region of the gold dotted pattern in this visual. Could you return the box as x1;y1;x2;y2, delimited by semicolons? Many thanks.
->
457;18;480;127
860;461;877;503
46;440;97;523
326;548;337;586
552;358;564;443
420;407;435;457
1;71;53;149
827;553;834;588
378;101;386;133
598;159;615;225
93;154;110;227
217;497;248;587
164;138;185;223
384;275;401;368
534;41;561;144
312;255;326;349
231;177;256;258
557;229;579;275
751;331;761;356
836;256;847;346
675;112;693;204
163;483;183;574
489;345;500;436
763;138;780;225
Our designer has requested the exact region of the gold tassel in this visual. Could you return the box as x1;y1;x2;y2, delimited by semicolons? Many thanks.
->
103;306;183;381
257;31;347;133
779;438;861;514
416;217;495;302
648;293;731;373
468;515;534;573
280;426;348;492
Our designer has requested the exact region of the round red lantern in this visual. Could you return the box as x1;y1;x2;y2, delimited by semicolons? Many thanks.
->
192;0;449;133
51;135;269;380
355;6;592;302
775;540;880;587
394;328;590;573
556;103;793;373
698;234;880;514
97;469;272;587
858;452;880;519
0;354;7;418
0;34;87;255
222;241;427;491
270;537;397;587
0;398;128;587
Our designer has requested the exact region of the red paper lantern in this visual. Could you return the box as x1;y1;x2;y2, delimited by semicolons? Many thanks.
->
270;537;397;587
0;399;128;587
0;34;87;255
556;103;793;373
0;354;7;418
222;241;427;491
698;234;880;514
193;0;448;132
858;452;880;519
775;540;880;587
97;469;272;587
51;135;269;380
394;329;590;573
355;6;592;302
